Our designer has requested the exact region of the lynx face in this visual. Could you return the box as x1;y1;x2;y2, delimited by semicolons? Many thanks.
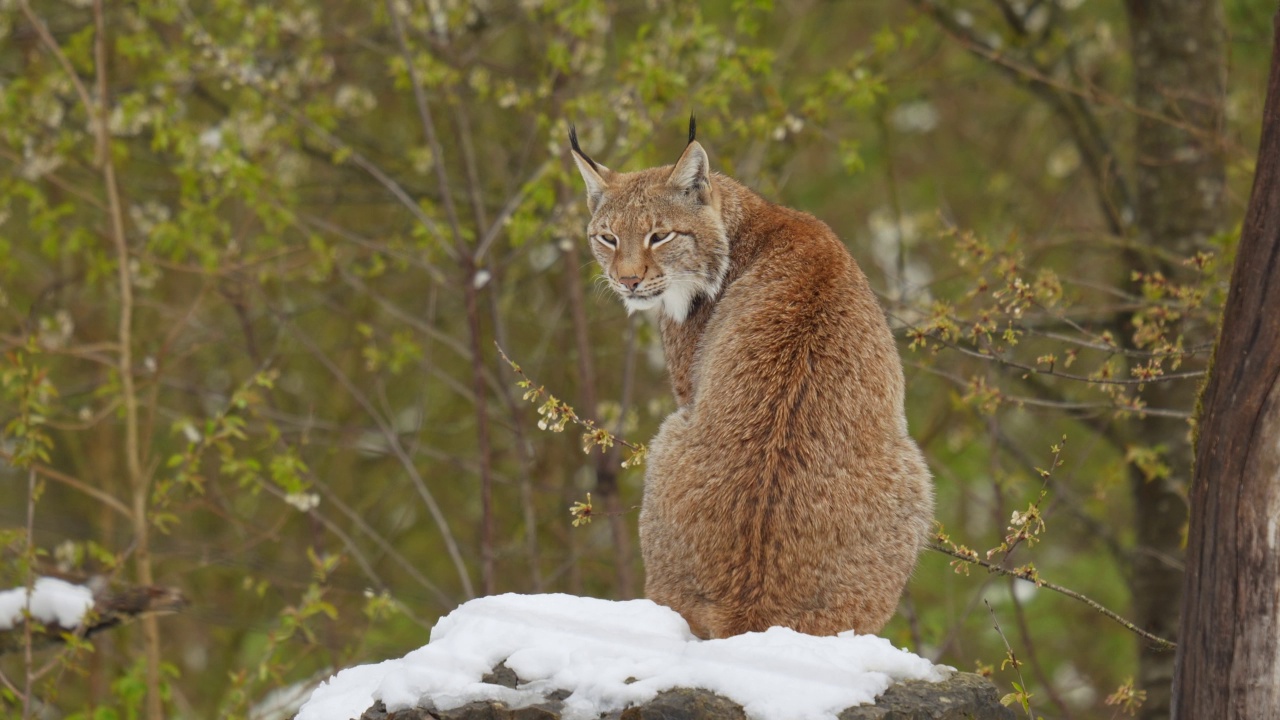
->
571;131;730;324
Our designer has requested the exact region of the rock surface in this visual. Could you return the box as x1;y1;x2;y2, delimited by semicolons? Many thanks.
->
837;673;1014;719
356;664;1013;720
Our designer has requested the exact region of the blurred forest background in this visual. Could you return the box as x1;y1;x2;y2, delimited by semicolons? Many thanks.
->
0;0;1271;718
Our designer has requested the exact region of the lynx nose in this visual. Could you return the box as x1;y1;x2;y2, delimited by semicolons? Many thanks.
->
619;275;643;292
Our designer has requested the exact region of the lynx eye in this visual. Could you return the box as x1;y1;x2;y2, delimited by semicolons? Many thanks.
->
593;234;618;249
648;231;677;248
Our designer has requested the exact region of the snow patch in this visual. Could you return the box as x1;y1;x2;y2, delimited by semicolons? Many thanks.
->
297;593;949;720
0;577;95;631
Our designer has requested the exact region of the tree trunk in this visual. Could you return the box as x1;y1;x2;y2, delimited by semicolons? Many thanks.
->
1123;2;1226;717
1172;12;1280;717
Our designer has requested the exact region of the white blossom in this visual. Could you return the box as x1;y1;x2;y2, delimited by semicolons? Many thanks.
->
199;126;224;150
37;310;74;350
1046;143;1081;178
285;492;321;512
335;85;377;116
889;100;939;134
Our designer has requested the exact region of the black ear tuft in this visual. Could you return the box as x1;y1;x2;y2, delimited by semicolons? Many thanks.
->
688;114;697;145
569;124;599;172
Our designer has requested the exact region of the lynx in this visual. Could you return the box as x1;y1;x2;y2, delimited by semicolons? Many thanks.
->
570;119;934;639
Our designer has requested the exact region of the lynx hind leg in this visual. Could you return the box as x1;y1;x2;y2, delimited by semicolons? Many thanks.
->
647;584;715;639
814;449;934;636
639;408;714;636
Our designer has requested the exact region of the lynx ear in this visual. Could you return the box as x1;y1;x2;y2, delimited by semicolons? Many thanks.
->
569;125;611;212
668;140;711;203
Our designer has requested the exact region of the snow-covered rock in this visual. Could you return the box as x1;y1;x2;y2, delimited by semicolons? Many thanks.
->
0;577;94;631
297;594;1010;720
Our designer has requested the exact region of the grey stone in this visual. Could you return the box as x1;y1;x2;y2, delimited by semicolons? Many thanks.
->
482;663;520;690
617;688;747;719
838;673;1015;720
358;667;1013;720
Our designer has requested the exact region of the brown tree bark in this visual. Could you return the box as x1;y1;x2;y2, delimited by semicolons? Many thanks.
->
1172;12;1280;718
1123;3;1227;717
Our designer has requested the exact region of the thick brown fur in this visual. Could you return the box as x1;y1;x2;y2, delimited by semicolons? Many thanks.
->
571;128;934;639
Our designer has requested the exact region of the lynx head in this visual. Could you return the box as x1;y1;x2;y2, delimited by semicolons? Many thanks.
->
570;117;731;324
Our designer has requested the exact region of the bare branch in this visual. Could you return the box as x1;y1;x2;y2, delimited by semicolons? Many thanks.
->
908;0;1133;234
283;107;459;263
1008;578;1076;719
474;159;555;263
15;0;96;145
984;599;1034;718
285;317;476;599
384;0;464;253
0;450;131;518
989;0;1029;36
255;477;444;622
486;269;544;591
930;542;1175;650
383;0;497;593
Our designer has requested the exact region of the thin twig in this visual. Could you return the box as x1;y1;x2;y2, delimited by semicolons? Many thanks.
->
452;101;489;234
990;438;1063;565
285;318;476;599
255;479;438;626
293;210;444;277
930;542;1175;650
0;666;19;706
385;0;463;251
0;146;104;210
486;266;544;591
462;267;496;596
1008;578;1075;719
282;107;459;262
906;0;1133;234
907;361;1193;420
23;468;35;720
15;0;95;133
384;0;495;594
920;327;1206;386
0;450;131;518
989;425;1130;570
989;0;1029;36
86;2;164;717
985;599;1034;719
495;343;647;457
562;237;635;596
473;160;555;263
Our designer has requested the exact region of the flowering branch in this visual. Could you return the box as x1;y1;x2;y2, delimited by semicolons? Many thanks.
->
986;437;1064;563
496;343;647;469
